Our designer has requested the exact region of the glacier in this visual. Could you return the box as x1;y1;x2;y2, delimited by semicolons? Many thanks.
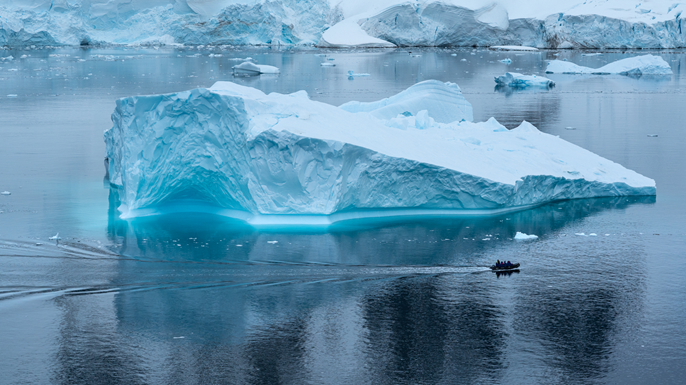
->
545;54;673;75
494;72;555;88
104;80;655;225
1;1;686;48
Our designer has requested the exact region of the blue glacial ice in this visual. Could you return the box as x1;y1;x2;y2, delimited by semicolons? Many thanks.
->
494;72;555;88
2;1;686;48
104;80;656;225
545;54;673;75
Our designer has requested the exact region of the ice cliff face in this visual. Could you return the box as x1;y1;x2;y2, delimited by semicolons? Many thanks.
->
0;0;337;46
1;0;685;47
354;2;686;48
104;80;655;223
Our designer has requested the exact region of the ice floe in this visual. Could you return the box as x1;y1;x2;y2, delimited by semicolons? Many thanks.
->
545;55;672;75
494;72;555;88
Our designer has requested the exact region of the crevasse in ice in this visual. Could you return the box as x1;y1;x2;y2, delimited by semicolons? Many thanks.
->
104;80;656;224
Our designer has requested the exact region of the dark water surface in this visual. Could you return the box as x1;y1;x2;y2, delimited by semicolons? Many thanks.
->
1;47;685;384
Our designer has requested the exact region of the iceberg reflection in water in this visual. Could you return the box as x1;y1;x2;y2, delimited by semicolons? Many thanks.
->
24;195;650;384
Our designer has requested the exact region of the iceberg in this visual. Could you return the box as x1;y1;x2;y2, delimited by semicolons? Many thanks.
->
545;55;673;75
495;72;555;88
232;62;280;76
104;80;655;225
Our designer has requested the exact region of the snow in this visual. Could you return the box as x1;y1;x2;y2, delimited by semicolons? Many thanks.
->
104;80;655;224
339;80;472;123
514;232;538;240
490;46;538;51
495;72;555;88
232;61;280;75
546;55;673;75
318;17;396;48
2;1;686;47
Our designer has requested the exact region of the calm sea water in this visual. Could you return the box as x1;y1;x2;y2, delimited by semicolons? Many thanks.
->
1;47;685;384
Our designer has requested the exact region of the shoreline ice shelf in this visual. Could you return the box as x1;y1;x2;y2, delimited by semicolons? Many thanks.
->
2;1;686;48
104;80;655;225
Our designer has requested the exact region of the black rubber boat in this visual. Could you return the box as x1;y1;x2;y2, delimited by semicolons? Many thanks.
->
490;263;520;271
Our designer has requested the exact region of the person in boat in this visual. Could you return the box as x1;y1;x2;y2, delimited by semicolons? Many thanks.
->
496;260;500;268
507;261;511;268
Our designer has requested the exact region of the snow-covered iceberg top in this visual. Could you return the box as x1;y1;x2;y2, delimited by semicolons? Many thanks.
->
546;55;673;75
495;72;555;88
104;80;655;224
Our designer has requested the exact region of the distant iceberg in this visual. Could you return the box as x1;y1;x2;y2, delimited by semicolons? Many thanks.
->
546;55;673;75
495;72;555;88
104;80;655;225
232;62;280;76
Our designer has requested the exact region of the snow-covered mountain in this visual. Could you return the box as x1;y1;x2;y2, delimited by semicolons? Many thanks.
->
2;1;685;48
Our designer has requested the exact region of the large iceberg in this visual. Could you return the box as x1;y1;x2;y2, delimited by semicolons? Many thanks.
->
546;55;673;75
1;1;686;48
104;80;655;225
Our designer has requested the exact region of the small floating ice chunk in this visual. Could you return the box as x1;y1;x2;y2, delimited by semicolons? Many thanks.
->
589;233;598;236
7;94;17;98
173;336;185;339
1;191;11;195
232;62;280;76
49;233;61;240
565;127;576;130
581;53;603;57
347;70;370;77
647;134;658;137
235;244;243;247
267;241;278;244
499;58;512;64
495;72;555;88
489;45;538;51
320;62;335;67
460;58;467;62
514;232;538;240
575;232;587;236
451;53;457;57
